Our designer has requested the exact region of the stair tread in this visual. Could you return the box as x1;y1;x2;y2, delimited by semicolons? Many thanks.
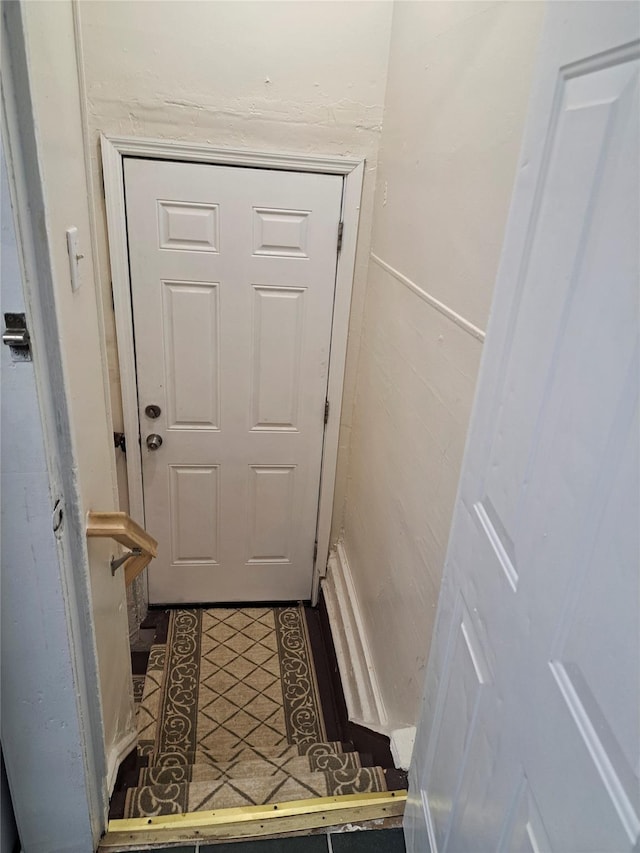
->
124;766;389;818
119;607;403;826
137;751;363;785
143;740;351;766
135;645;167;746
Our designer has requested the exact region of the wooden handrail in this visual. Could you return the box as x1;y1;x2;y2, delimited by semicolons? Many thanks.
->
87;511;158;587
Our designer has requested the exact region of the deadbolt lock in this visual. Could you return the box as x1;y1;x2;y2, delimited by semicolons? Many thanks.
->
145;404;161;419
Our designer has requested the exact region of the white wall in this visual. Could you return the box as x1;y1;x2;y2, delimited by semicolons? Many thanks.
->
75;0;542;732
76;0;393;548
339;1;544;729
1;136;95;852
3;0;135;809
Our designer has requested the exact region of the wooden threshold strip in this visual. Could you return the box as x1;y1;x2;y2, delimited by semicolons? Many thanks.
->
100;791;406;850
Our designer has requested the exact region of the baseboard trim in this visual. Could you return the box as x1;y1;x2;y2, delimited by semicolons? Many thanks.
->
106;728;138;796
390;727;417;771
321;543;387;732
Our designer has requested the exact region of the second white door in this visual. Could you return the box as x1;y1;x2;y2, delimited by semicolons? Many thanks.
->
124;159;343;604
406;4;639;851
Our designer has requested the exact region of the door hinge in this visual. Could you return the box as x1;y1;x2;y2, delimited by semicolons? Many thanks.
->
324;399;330;425
337;220;344;254
114;432;126;453
313;539;318;564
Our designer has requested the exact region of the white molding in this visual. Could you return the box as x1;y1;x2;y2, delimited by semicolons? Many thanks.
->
106;728;138;796
71;2;119;510
103;134;361;174
390;726;417;771
312;160;365;606
101;136;146;528
322;543;388;732
370;252;486;342
101;135;363;601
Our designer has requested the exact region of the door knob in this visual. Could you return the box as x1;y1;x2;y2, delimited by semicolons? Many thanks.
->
146;434;163;451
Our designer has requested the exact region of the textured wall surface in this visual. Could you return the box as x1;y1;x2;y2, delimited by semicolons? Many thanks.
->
76;1;543;729
341;0;545;728
76;0;394;557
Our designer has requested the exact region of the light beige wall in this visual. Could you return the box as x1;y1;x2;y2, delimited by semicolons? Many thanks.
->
341;1;544;728
75;0;393;542
9;0;134;800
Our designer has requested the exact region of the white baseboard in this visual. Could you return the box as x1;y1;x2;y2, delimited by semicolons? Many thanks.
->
390;726;417;770
321;542;387;732
105;727;138;795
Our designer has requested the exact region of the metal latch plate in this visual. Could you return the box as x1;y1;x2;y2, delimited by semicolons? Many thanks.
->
2;313;31;362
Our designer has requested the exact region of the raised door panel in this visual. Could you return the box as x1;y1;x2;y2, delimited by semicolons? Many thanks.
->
426;595;491;852
162;281;220;429
515;52;639;583
499;777;552;853
471;57;639;595
250;286;305;431
546;409;639;845
158;200;220;252
553;413;639;805
169;465;220;565
247;465;296;564
252;208;310;258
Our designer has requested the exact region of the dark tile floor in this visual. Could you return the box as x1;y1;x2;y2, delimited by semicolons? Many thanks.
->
330;829;406;853
149;827;406;852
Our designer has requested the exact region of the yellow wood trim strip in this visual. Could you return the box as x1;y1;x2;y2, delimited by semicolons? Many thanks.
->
86;511;158;557
100;807;404;850
100;808;404;850
107;791;407;833
100;795;405;849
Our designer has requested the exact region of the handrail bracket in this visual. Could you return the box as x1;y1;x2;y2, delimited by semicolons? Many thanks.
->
111;547;143;576
86;511;158;587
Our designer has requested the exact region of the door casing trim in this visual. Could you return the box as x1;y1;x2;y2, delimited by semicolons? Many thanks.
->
101;134;364;605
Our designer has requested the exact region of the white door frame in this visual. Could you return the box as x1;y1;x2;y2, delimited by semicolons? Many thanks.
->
101;134;364;604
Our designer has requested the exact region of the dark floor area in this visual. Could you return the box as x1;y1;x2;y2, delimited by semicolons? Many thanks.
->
143;826;406;852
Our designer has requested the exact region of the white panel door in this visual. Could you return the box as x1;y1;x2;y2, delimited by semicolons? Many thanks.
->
406;4;639;853
124;160;342;603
